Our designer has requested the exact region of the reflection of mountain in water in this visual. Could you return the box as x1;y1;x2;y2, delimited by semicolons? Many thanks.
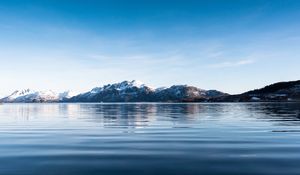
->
1;103;300;128
76;103;300;128
79;104;157;128
78;103;212;128
242;103;300;126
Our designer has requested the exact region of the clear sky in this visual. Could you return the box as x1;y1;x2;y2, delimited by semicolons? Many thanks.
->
0;0;300;96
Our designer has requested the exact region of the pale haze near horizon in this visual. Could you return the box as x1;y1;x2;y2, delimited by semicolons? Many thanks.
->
1;0;300;97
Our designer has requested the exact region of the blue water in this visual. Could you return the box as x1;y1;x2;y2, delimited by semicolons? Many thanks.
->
0;103;300;175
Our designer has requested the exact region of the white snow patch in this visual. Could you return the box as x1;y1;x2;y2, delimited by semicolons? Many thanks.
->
251;97;261;101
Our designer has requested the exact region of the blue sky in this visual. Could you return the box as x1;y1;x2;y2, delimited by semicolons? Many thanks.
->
0;0;300;96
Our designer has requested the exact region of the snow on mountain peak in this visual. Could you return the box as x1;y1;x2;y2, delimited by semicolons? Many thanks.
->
97;80;148;91
129;80;145;88
0;89;76;102
9;89;36;98
118;80;145;90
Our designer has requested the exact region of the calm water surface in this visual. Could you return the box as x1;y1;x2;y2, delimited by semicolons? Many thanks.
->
0;103;300;175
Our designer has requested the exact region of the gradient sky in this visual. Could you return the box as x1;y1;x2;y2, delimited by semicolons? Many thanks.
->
1;0;300;96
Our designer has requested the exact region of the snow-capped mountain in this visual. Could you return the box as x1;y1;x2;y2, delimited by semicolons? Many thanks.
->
68;80;226;102
0;80;227;103
0;89;75;103
68;80;156;102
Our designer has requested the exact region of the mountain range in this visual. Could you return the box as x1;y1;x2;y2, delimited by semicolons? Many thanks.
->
0;89;75;103
1;80;300;103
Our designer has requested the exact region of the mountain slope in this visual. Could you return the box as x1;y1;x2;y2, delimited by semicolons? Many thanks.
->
154;85;226;102
214;80;300;102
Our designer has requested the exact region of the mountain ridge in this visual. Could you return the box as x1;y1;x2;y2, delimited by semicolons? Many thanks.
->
67;80;226;102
